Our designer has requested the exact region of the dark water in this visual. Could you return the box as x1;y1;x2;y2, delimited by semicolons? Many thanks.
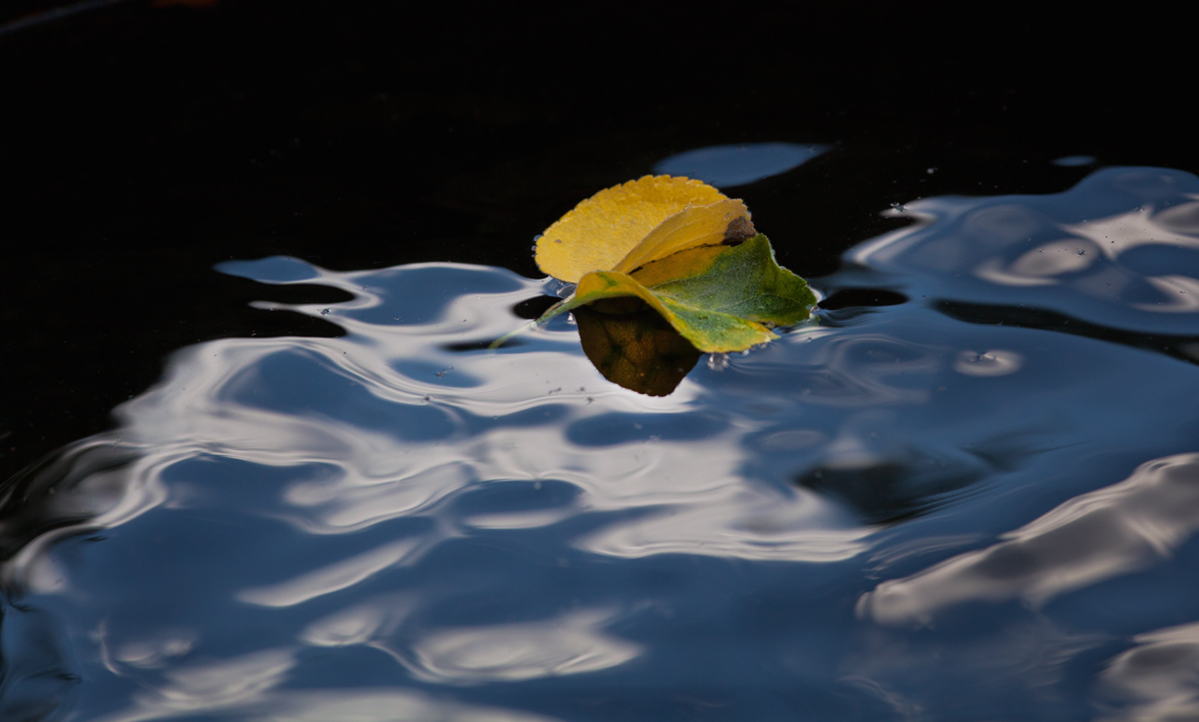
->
6;159;1199;721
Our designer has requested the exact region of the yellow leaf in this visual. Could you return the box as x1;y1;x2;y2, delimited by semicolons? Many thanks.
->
627;228;741;287
534;175;731;283
500;176;814;365
612;198;753;275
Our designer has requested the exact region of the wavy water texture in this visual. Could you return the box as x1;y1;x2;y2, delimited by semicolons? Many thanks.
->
5;168;1199;721
859;454;1199;624
849;167;1199;335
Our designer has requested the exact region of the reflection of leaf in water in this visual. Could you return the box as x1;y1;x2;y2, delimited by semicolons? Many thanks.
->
531;176;816;354
573;301;701;397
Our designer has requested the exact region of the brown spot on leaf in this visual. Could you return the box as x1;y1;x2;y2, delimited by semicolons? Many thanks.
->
722;216;757;245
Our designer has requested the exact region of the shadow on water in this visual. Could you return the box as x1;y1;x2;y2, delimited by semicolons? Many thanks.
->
6;165;1199;719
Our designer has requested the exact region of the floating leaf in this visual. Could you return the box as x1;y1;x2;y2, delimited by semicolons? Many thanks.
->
535;176;732;283
541;234;815;353
502;175;815;365
611;198;754;275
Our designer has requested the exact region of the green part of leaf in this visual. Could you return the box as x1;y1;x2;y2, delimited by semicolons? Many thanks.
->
537;234;816;354
646;234;816;326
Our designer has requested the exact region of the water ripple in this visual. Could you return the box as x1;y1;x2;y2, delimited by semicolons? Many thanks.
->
8;167;1199;720
850;167;1199;335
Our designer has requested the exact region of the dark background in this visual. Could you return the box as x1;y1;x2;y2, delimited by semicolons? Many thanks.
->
1;0;1194;484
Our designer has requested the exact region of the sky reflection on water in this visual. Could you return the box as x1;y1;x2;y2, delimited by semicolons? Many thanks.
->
860;453;1199;623
652;143;827;188
5;167;1199;720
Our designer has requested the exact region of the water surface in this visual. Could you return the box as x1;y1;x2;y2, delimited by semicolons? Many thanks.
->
4;166;1199;721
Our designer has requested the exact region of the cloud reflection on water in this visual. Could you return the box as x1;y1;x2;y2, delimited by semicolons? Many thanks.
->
237;537;430;607
410;608;642;683
93;647;297;722
860;453;1199;625
851;168;1199;335
100;267;862;561
1100;621;1199;722
8;168;1199;720
93;646;563;722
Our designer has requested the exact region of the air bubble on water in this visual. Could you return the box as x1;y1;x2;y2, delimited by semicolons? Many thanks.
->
708;353;729;372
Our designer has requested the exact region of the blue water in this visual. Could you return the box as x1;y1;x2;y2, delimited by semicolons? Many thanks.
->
653;143;827;188
5;165;1199;721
